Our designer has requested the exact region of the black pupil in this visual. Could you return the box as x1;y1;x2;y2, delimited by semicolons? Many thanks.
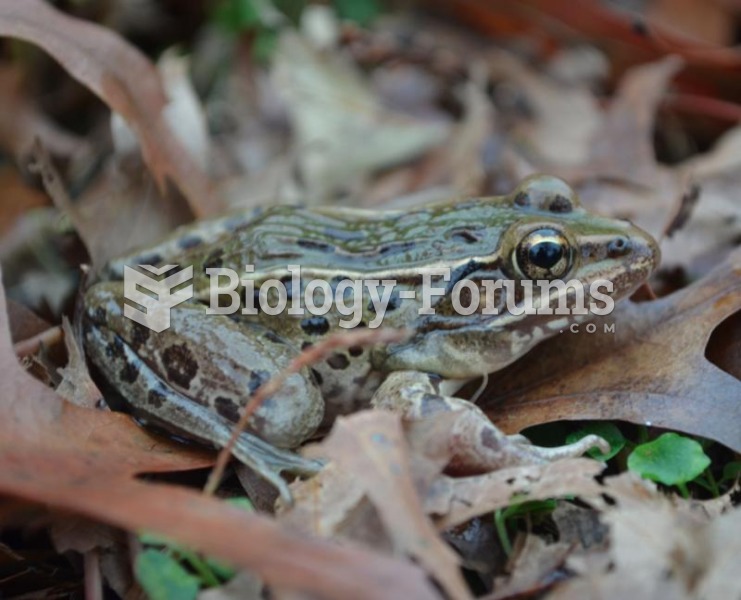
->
529;240;563;269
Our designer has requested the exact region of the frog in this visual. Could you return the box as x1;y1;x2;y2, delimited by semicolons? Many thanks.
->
82;175;660;502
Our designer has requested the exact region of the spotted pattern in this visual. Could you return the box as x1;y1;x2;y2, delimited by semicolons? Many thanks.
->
327;353;350;370
301;316;329;335
215;396;240;422
162;343;199;389
148;389;166;408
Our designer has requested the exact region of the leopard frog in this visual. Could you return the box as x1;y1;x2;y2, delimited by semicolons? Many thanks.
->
83;175;660;500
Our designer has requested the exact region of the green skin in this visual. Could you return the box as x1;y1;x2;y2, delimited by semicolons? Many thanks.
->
84;175;660;501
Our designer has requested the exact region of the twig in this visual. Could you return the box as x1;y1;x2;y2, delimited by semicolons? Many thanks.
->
203;327;410;496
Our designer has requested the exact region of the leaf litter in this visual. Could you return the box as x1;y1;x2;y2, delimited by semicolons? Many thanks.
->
0;0;740;598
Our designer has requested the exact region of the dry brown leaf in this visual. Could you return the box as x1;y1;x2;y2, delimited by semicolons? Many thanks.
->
554;472;741;599
589;56;683;187
0;0;216;218
55;318;101;409
0;64;86;160
484;246;741;453
0;273;439;599
486;536;571;600
428;459;604;530
299;411;470;600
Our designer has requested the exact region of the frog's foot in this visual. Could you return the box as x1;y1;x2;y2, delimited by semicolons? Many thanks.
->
230;433;325;503
371;371;610;472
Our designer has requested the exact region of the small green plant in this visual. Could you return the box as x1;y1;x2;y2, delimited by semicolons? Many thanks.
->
627;432;711;497
135;498;252;599
494;499;558;556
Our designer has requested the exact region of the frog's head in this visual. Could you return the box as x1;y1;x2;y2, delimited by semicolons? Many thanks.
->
382;175;660;378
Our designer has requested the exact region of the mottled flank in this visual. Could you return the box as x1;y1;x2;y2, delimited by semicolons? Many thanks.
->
248;369;270;395
327;353;350;370
215;396;241;422
148;389;166;408
119;362;139;384
300;316;329;335
162;343;199;389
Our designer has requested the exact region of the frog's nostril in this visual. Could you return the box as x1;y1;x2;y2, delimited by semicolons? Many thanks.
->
607;236;631;257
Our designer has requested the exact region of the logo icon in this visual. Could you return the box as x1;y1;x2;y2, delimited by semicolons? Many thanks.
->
123;265;193;332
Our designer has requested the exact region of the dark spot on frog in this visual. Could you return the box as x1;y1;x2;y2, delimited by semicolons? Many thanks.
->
107;336;126;360
129;322;150;351
215;396;241;422
137;253;163;266
162;343;199;389
301;341;313;351
348;346;363;357
311;368;324;386
263;330;284;345
119;362;139;384
248;370;270;395
548;194;573;213
178;235;203;250
203;249;224;270
301;316;329;335
327;353;349;370
451;230;480;244
607;236;631;258
92;307;107;324
297;239;334;252
480;428;502;451
514;191;530;207
419;393;451;417
367;291;399;313
148;389;166;409
377;241;416;255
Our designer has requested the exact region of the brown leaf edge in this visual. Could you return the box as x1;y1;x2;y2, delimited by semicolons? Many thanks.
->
0;0;215;217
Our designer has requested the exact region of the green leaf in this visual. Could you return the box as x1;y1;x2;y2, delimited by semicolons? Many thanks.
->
628;433;711;486
135;549;200;600
566;422;626;461
213;0;262;32
722;461;741;482
333;0;381;26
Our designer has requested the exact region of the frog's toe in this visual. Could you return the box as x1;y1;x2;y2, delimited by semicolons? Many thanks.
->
231;433;324;504
514;434;610;462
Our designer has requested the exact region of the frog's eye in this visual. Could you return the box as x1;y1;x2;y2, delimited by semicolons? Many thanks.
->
514;228;572;280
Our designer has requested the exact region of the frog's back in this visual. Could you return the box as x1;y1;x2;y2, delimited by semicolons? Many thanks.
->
103;199;518;282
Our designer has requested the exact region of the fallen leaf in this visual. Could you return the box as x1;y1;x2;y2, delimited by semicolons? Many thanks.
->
299;411;470;600
428;459;604;530
484;246;741;453
272;31;449;202
0;0;216;217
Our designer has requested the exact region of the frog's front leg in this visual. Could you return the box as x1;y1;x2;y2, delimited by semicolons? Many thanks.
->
372;371;609;471
84;283;325;502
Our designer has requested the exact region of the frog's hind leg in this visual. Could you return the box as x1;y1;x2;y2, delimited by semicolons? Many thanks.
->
371;371;609;472
83;292;326;503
